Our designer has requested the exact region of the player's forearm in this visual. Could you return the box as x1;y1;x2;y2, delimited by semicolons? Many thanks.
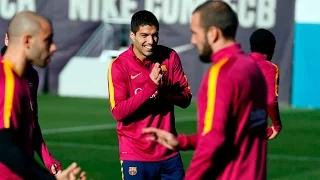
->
167;93;191;108
178;133;197;150
33;126;61;172
111;78;158;121
33;122;44;157
185;133;226;180
40;143;62;172
0;130;56;180
267;100;282;132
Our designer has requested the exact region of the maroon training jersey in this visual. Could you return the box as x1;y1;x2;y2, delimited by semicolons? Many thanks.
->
250;52;282;136
0;59;34;179
180;44;267;180
107;45;192;161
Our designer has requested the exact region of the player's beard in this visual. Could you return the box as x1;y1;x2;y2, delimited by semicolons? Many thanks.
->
199;38;212;63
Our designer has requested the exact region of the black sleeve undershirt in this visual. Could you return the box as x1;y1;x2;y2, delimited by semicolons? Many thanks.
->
0;129;56;180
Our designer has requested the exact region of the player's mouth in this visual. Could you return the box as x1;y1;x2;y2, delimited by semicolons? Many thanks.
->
144;45;153;52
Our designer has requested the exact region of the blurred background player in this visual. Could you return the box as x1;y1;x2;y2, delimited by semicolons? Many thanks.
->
249;29;283;139
0;11;86;179
143;1;268;180
107;10;192;179
0;32;62;175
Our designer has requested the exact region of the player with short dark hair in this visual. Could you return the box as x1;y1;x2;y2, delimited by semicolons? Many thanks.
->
0;11;86;180
250;28;282;139
130;10;159;34
143;1;268;180
107;10;192;180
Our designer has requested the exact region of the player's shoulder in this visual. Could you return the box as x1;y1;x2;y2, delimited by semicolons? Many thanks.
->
224;52;255;71
108;56;121;68
155;45;182;67
270;62;279;71
0;60;12;76
0;61;5;79
222;53;261;79
156;45;178;57
0;61;18;88
108;55;128;76
207;57;234;80
156;45;175;53
113;47;136;65
258;60;278;75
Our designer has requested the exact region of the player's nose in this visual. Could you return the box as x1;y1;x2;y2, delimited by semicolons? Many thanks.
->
146;36;155;45
50;43;57;54
190;34;196;45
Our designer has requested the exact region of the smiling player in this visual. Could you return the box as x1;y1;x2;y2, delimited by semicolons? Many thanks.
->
107;10;192;180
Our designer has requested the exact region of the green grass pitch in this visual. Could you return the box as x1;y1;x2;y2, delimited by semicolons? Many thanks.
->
35;95;320;179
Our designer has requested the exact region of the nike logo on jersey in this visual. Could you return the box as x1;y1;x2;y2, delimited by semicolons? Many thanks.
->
131;73;141;79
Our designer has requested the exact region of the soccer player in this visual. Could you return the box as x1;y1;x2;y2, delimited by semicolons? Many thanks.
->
0;11;86;180
142;1;268;180
249;29;282;139
0;32;62;175
107;10;192;179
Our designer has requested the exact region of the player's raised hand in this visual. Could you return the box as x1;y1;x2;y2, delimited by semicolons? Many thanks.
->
142;127;179;150
55;162;87;180
149;63;163;85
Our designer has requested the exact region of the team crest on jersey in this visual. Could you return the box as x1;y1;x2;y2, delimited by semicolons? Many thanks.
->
161;65;167;72
128;167;137;176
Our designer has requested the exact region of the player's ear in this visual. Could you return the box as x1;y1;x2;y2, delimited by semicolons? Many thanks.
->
4;33;8;46
207;26;218;44
130;31;135;42
23;34;32;49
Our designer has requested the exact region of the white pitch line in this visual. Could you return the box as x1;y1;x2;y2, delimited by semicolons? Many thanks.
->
47;142;118;150
268;154;320;162
46;141;320;162
42;107;315;135
42;116;197;135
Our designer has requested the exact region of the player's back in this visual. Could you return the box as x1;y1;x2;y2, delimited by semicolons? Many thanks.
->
250;52;278;102
213;47;267;180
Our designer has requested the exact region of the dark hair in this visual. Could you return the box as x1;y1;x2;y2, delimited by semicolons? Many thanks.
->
131;10;159;34
193;0;238;39
250;29;276;55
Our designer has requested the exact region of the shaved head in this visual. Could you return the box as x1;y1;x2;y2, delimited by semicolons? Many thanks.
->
193;0;238;38
7;11;44;43
4;11;56;70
